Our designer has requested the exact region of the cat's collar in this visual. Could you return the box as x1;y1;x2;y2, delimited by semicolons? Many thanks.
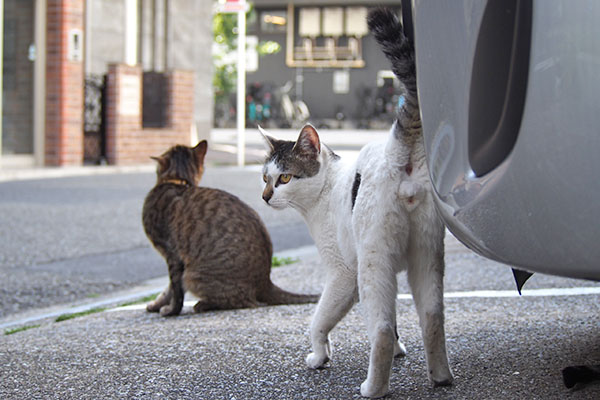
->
161;178;191;187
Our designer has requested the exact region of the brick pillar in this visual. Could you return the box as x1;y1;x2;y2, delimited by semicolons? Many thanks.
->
167;70;195;133
45;0;85;166
105;64;194;165
104;64;143;165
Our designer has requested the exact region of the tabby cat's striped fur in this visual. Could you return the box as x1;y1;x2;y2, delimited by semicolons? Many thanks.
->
143;141;318;316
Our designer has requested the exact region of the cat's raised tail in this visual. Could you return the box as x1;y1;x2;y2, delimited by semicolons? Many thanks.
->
259;281;320;305
367;8;416;103
368;7;422;154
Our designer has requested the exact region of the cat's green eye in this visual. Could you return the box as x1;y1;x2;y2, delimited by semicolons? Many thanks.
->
279;174;292;184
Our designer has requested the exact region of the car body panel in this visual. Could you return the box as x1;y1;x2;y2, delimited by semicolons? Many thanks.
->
413;0;600;280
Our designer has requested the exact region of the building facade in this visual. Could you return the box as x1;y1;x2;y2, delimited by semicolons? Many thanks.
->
233;0;402;130
0;0;213;167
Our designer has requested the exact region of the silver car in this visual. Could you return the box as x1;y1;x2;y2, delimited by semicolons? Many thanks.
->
412;0;600;282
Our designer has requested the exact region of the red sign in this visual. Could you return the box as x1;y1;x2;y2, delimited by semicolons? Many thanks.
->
217;0;249;13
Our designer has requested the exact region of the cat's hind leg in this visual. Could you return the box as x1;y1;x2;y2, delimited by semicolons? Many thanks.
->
192;299;217;313
357;249;399;398
407;230;453;387
186;278;260;312
306;268;357;369
393;324;407;358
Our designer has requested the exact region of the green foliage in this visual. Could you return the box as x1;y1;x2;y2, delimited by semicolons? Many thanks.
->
272;256;299;267
4;324;40;335
55;307;106;323
257;40;281;56
118;293;159;308
213;11;239;105
212;6;281;109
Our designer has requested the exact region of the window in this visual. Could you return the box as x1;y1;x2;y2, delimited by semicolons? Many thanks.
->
260;10;287;33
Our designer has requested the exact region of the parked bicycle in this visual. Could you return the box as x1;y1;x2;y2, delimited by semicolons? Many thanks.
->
277;81;310;129
214;81;311;129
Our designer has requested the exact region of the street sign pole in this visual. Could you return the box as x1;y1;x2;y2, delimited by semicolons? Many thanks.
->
236;8;246;167
216;0;248;167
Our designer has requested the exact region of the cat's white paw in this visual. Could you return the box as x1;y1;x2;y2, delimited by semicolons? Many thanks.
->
360;379;390;399
306;352;329;369
430;368;454;387
306;338;331;369
394;340;407;358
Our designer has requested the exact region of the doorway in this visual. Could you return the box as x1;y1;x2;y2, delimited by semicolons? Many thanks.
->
2;0;35;157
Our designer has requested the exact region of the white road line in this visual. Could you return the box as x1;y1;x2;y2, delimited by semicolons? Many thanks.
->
110;301;201;312
397;286;600;300
110;287;600;312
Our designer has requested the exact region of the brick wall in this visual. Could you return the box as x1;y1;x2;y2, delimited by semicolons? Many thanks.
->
45;0;85;166
105;64;194;165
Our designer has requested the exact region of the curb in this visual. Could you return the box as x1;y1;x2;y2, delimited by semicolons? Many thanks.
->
0;164;156;183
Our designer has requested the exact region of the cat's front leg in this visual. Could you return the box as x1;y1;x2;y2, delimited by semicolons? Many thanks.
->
160;260;185;317
306;269;357;369
146;284;172;312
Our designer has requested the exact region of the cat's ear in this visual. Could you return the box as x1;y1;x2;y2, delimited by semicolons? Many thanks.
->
150;155;168;170
294;124;321;158
193;140;208;165
258;125;276;152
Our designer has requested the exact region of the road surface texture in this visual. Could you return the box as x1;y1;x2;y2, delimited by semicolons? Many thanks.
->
1;247;599;399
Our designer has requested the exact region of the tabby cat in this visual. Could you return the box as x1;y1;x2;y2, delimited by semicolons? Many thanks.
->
259;8;453;398
142;140;318;317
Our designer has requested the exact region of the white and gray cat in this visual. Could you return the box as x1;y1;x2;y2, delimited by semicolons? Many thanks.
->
259;8;453;398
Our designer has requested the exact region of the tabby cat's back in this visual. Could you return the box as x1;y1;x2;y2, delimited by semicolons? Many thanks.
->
173;187;272;270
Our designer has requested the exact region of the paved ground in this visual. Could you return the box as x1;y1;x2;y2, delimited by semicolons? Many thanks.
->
1;249;599;399
1;128;599;398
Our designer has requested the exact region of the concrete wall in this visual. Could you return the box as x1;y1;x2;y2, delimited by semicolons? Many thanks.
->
88;0;126;75
167;0;213;141
88;0;213;138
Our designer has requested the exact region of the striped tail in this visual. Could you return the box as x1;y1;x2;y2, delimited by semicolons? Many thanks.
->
259;281;320;305
368;7;421;143
367;7;417;103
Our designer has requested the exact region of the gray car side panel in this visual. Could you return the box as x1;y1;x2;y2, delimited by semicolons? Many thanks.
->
414;0;600;280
